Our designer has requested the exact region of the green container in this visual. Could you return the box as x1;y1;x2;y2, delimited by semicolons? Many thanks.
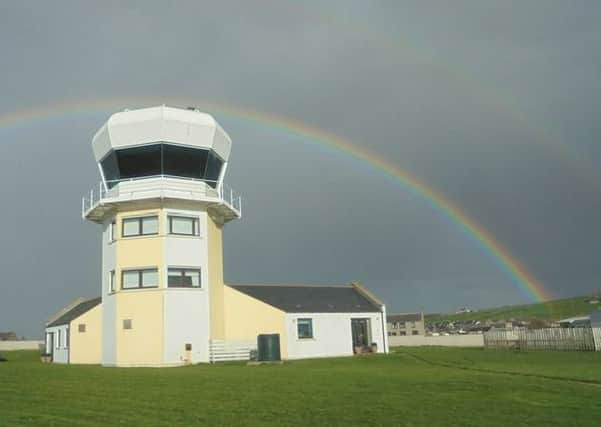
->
257;334;281;362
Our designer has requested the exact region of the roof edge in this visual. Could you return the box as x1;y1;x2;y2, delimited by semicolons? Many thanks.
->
46;297;86;326
351;282;384;308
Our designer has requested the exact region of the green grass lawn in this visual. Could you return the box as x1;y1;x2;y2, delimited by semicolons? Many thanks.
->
426;295;600;323
1;349;600;426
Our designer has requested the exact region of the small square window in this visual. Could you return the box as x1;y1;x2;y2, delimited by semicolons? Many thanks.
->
123;319;132;330
297;318;313;339
141;270;158;288
122;270;140;289
168;216;199;236
122;218;141;237
141;216;159;235
78;324;86;333
168;268;201;288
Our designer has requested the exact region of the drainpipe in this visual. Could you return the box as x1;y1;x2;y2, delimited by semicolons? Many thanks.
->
381;304;388;354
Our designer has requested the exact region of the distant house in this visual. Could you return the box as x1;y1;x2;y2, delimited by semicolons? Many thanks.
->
386;313;425;336
559;316;591;328
0;332;17;341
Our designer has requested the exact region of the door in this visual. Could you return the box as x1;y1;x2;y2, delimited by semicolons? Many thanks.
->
47;333;54;362
351;318;370;353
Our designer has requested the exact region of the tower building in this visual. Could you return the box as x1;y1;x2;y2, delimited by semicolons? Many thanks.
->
45;106;388;367
84;106;240;366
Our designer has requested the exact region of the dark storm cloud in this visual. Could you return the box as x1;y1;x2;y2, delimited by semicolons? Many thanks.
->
0;1;600;337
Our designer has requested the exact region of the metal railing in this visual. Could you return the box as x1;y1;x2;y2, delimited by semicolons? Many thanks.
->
81;175;242;218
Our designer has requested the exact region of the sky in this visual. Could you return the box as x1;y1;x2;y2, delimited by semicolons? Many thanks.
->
0;1;600;338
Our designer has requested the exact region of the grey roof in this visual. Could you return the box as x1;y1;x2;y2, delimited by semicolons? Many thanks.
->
47;297;102;327
387;313;422;322
229;284;382;313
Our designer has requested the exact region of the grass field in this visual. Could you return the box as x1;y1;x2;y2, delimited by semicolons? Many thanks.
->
1;349;600;426
426;295;600;323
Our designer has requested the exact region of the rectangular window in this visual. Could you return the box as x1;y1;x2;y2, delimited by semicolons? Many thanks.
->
168;216;199;236
65;329;69;348
109;220;116;242
122;216;159;237
167;268;201;288
123;319;132;330
56;330;61;348
412;330;419;335
297;318;313;339
109;270;115;293
78;324;86;333
122;268;159;289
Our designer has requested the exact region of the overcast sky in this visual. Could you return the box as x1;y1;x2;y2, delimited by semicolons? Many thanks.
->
1;1;600;337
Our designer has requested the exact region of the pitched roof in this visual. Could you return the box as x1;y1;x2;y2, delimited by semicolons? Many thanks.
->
387;313;422;322
228;284;382;313
47;297;102;327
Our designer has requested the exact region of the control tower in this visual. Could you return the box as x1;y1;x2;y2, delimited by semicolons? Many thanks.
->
82;106;241;366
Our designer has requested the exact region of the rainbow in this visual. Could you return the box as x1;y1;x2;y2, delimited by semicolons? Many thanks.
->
0;97;553;301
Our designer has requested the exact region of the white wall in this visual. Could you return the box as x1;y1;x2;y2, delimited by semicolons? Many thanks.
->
162;210;210;365
388;334;484;347
285;312;386;360
102;218;117;365
163;291;210;364
0;340;43;351
45;325;69;363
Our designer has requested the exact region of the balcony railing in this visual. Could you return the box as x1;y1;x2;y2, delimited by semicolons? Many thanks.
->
81;175;242;218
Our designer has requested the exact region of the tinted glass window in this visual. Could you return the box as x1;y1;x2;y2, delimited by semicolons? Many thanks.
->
163;144;207;179
297;318;313;339
117;144;162;179
99;143;222;185
205;151;223;187
100;151;120;188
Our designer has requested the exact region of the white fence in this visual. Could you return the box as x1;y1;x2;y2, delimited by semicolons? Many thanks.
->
209;339;256;363
0;340;44;351
388;335;484;348
484;328;601;351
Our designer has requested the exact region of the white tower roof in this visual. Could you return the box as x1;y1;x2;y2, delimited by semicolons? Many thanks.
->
92;105;232;162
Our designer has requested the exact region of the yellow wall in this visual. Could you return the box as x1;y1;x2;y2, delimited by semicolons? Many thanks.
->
69;304;102;364
223;286;288;359
113;209;165;366
207;216;225;339
115;290;164;366
115;209;163;288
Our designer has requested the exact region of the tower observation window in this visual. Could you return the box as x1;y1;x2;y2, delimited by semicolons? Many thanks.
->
100;143;223;188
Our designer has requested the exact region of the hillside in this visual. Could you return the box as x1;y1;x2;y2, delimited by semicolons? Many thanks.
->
426;294;600;323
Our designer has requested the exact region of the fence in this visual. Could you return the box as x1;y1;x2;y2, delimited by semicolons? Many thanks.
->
484;328;600;351
209;339;256;362
389;335;484;348
0;340;44;351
